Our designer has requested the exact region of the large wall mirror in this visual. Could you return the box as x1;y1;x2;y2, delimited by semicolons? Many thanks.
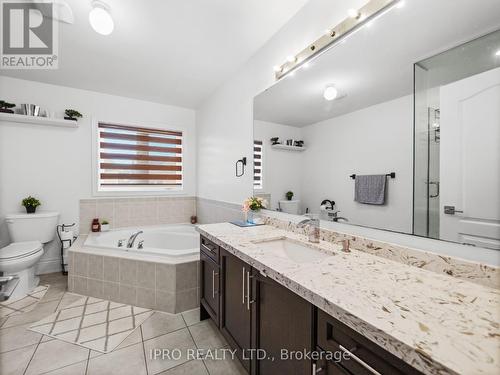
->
253;0;500;250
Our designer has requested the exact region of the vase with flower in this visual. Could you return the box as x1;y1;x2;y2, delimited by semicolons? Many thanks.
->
242;196;267;224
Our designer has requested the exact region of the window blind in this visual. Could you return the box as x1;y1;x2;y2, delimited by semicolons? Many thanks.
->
254;140;263;189
98;123;182;189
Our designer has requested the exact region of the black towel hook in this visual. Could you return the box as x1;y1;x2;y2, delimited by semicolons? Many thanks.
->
235;157;247;177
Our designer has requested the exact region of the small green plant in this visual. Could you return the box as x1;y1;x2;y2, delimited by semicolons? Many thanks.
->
22;196;41;213
101;219;109;225
64;109;82;119
0;100;16;109
286;191;294;200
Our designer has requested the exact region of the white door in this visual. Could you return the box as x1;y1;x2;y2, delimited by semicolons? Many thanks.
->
440;67;500;249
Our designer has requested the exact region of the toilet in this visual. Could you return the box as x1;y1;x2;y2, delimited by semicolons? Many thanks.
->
0;211;59;299
279;200;300;215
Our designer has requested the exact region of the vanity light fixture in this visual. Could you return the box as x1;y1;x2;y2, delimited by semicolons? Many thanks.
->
348;8;361;19
89;0;114;36
323;85;339;101
273;65;283;73
273;0;397;80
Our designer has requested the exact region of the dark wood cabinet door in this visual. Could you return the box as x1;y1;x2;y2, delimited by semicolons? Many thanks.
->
199;251;219;325
314;358;353;375
253;272;313;375
220;250;252;372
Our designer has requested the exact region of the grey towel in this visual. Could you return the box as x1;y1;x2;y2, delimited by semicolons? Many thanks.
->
354;175;386;205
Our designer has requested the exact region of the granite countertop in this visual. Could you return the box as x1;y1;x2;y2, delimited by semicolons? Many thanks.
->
196;223;500;375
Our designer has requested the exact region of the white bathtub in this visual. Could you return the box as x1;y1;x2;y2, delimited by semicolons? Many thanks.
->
83;224;200;260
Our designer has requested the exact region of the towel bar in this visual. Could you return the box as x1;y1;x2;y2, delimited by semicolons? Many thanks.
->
350;172;395;179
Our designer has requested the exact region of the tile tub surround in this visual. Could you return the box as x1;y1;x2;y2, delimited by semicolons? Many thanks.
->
196;197;244;224
196;223;500;375
262;215;500;289
67;238;199;314
79;196;196;234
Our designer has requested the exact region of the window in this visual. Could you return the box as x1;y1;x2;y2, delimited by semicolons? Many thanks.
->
97;122;182;192
253;140;263;189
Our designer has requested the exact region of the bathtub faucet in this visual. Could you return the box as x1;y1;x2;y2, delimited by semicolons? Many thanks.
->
127;231;143;248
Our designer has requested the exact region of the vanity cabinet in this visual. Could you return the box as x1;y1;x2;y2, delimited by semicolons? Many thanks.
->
199;237;220;325
219;248;252;372
199;235;423;375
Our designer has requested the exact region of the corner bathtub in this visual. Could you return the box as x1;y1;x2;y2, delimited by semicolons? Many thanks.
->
81;224;200;263
69;224;200;313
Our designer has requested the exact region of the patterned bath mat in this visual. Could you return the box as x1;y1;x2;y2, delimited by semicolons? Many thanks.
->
29;296;153;353
0;285;49;318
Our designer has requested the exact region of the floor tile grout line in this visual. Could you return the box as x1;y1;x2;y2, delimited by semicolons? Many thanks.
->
183;314;211;375
140;325;150;375
22;332;44;375
84;349;91;375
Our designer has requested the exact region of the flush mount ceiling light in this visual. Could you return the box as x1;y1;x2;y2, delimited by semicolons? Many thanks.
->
89;0;114;35
323;85;339;101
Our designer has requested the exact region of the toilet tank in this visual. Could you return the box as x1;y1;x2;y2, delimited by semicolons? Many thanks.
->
5;211;59;243
279;200;300;215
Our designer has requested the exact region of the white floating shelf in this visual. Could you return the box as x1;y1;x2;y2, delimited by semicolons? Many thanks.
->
0;112;79;128
271;144;306;152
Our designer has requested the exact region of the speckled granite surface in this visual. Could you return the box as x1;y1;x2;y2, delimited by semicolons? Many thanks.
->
263;216;500;289
197;223;500;375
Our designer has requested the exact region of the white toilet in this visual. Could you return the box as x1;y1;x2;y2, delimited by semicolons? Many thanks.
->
279;200;300;215
0;211;59;299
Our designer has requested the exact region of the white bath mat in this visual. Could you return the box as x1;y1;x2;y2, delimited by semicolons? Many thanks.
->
0;285;49;318
29;296;153;353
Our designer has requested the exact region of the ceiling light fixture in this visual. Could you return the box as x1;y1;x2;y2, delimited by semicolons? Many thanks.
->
348;9;361;19
287;55;298;63
273;65;283;73
89;0;114;36
323;85;339;101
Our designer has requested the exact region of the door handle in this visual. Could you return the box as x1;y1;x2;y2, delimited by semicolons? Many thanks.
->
242;267;246;304
444;205;463;215
246;271;254;310
339;345;382;375
212;270;218;298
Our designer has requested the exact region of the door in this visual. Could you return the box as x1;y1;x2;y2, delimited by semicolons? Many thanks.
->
253;271;312;375
220;250;252;372
440;67;500;249
199;251;219;325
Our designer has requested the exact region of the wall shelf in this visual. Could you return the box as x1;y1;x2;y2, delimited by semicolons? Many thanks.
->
271;144;306;152
0;112;79;128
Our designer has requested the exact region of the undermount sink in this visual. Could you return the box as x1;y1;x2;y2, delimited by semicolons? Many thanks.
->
252;237;330;263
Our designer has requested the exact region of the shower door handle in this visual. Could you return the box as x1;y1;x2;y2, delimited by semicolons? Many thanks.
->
444;206;463;215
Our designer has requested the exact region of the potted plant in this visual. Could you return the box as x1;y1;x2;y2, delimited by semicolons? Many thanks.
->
286;191;294;201
22;196;41;214
242;196;267;224
0;100;16;114
270;137;280;145
101;220;110;232
64;109;82;121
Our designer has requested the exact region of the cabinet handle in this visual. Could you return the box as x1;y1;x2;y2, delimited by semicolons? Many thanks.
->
339;345;382;375
312;363;323;374
201;243;214;254
212;270;218;298
242;267;246;304
246;271;254;310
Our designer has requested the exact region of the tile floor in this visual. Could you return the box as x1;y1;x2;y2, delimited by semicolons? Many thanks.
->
0;273;246;375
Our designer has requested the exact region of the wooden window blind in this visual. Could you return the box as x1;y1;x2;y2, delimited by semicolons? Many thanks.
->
98;123;182;189
254;140;263;189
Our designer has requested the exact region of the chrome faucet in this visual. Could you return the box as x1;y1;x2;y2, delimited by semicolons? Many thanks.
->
330;211;349;222
297;217;320;243
127;231;143;248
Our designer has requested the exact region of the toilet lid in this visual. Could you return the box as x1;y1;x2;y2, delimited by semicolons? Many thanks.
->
0;241;42;260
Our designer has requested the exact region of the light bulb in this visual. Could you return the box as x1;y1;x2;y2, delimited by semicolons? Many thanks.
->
89;1;114;35
348;9;360;19
495;49;500;57
287;55;297;63
323;85;338;101
273;65;282;73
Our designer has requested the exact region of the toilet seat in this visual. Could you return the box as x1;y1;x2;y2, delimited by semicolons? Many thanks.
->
0;241;43;260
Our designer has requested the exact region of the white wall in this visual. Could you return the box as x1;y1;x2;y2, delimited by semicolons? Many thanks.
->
301;95;413;232
0;76;196;273
253;120;303;210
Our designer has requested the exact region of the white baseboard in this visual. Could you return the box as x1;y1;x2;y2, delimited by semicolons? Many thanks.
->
36;257;62;275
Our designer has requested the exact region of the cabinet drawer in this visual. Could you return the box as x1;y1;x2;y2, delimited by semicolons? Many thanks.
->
200;235;219;263
317;309;422;375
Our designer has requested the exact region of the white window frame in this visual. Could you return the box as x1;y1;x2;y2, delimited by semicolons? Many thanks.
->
91;117;188;197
